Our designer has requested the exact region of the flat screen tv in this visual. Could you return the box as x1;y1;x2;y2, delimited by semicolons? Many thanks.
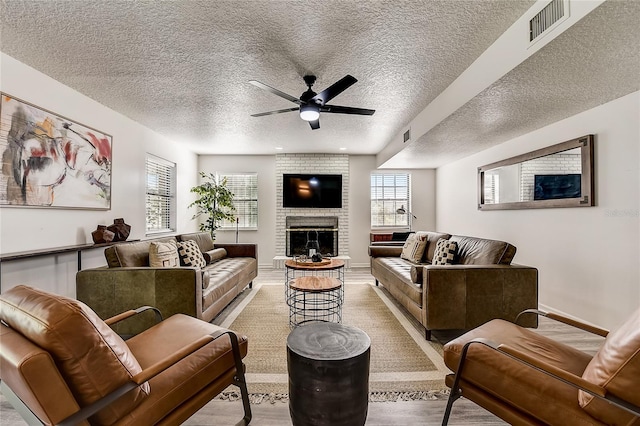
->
283;174;342;208
534;174;581;200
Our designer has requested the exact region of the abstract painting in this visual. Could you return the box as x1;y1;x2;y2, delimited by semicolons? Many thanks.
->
0;93;112;209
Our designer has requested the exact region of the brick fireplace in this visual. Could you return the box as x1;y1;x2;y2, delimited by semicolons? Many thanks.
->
275;154;349;257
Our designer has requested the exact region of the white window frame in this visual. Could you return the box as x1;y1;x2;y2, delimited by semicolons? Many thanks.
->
370;172;411;228
217;172;258;231
145;154;176;235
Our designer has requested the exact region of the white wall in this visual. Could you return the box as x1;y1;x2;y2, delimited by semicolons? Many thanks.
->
436;91;640;329
196;155;437;268
0;53;198;296
197;155;277;268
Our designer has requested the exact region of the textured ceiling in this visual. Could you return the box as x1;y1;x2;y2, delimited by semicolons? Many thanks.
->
0;0;535;156
387;0;640;168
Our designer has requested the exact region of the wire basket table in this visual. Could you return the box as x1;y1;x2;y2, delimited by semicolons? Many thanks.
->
285;258;345;329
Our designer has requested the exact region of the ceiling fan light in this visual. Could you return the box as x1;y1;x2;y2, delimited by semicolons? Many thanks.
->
299;104;320;121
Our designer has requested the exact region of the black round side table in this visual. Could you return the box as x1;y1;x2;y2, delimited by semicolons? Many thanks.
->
287;322;371;426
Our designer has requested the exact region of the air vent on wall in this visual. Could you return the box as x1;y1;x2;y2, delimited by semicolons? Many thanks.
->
529;0;569;44
403;129;411;143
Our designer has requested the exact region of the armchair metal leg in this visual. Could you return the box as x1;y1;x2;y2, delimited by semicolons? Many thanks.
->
441;339;478;425
442;386;462;426
220;331;253;426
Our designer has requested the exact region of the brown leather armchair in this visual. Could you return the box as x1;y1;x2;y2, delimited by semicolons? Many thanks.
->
0;285;251;425
442;308;640;425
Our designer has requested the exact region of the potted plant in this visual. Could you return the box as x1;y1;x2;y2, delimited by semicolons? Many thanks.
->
189;172;236;239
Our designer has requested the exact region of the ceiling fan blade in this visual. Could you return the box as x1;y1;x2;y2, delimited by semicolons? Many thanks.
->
249;80;302;104
251;107;299;117
309;119;320;130
320;104;375;115
311;75;357;105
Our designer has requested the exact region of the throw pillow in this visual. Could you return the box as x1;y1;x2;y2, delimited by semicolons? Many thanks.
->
400;233;428;263
177;240;206;268
432;239;458;265
149;240;179;267
203;248;228;264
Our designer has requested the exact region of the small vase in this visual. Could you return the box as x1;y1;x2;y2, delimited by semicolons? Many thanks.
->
107;218;131;242
92;225;115;244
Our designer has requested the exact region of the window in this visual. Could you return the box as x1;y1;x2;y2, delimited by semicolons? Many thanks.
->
370;173;411;227
218;173;258;229
484;173;500;204
145;155;176;234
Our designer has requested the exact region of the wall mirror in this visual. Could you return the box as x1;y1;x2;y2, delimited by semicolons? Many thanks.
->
478;135;594;210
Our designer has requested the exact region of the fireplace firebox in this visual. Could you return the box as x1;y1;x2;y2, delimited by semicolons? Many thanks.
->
286;216;338;257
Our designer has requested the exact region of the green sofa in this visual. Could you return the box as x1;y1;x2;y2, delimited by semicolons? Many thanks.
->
77;232;257;335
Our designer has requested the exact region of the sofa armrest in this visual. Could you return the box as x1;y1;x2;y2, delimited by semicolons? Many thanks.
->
369;245;403;257
76;267;203;335
214;243;257;259
422;264;538;331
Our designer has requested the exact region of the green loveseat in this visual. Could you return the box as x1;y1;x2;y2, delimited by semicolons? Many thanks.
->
77;232;257;335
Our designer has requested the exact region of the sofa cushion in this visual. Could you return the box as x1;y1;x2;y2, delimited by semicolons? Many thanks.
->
449;235;516;265
432;239;457;265
123;314;248;425
371;257;422;306
391;232;411;241
105;237;177;267
0;285;149;425
149;240;179;267
203;248;228;264
578;307;640;425
113;241;153;267
178;232;215;252
400;233;428;263
177;240;206;268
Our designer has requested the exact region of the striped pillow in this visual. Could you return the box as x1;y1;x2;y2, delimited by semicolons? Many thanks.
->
400;233;428;263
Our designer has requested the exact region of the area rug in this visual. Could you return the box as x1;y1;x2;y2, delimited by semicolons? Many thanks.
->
217;282;449;403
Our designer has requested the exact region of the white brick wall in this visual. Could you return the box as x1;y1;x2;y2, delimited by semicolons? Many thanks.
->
275;154;349;256
520;153;581;201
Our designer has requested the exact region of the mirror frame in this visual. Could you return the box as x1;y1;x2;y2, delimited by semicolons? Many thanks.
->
478;134;595;210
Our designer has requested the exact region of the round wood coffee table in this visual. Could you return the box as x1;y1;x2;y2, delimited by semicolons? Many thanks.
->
285;258;345;328
287;276;343;327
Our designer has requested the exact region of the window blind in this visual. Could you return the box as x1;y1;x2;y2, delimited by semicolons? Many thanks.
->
218;173;258;229
146;155;175;233
370;173;411;227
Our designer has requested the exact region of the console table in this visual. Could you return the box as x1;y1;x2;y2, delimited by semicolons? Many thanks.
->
0;240;136;272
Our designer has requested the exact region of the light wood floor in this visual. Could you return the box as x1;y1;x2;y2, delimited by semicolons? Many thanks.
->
0;268;605;425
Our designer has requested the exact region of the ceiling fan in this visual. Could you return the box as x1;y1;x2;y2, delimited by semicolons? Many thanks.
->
249;74;375;130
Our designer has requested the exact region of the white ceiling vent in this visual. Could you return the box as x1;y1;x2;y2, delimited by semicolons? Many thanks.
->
529;0;570;45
